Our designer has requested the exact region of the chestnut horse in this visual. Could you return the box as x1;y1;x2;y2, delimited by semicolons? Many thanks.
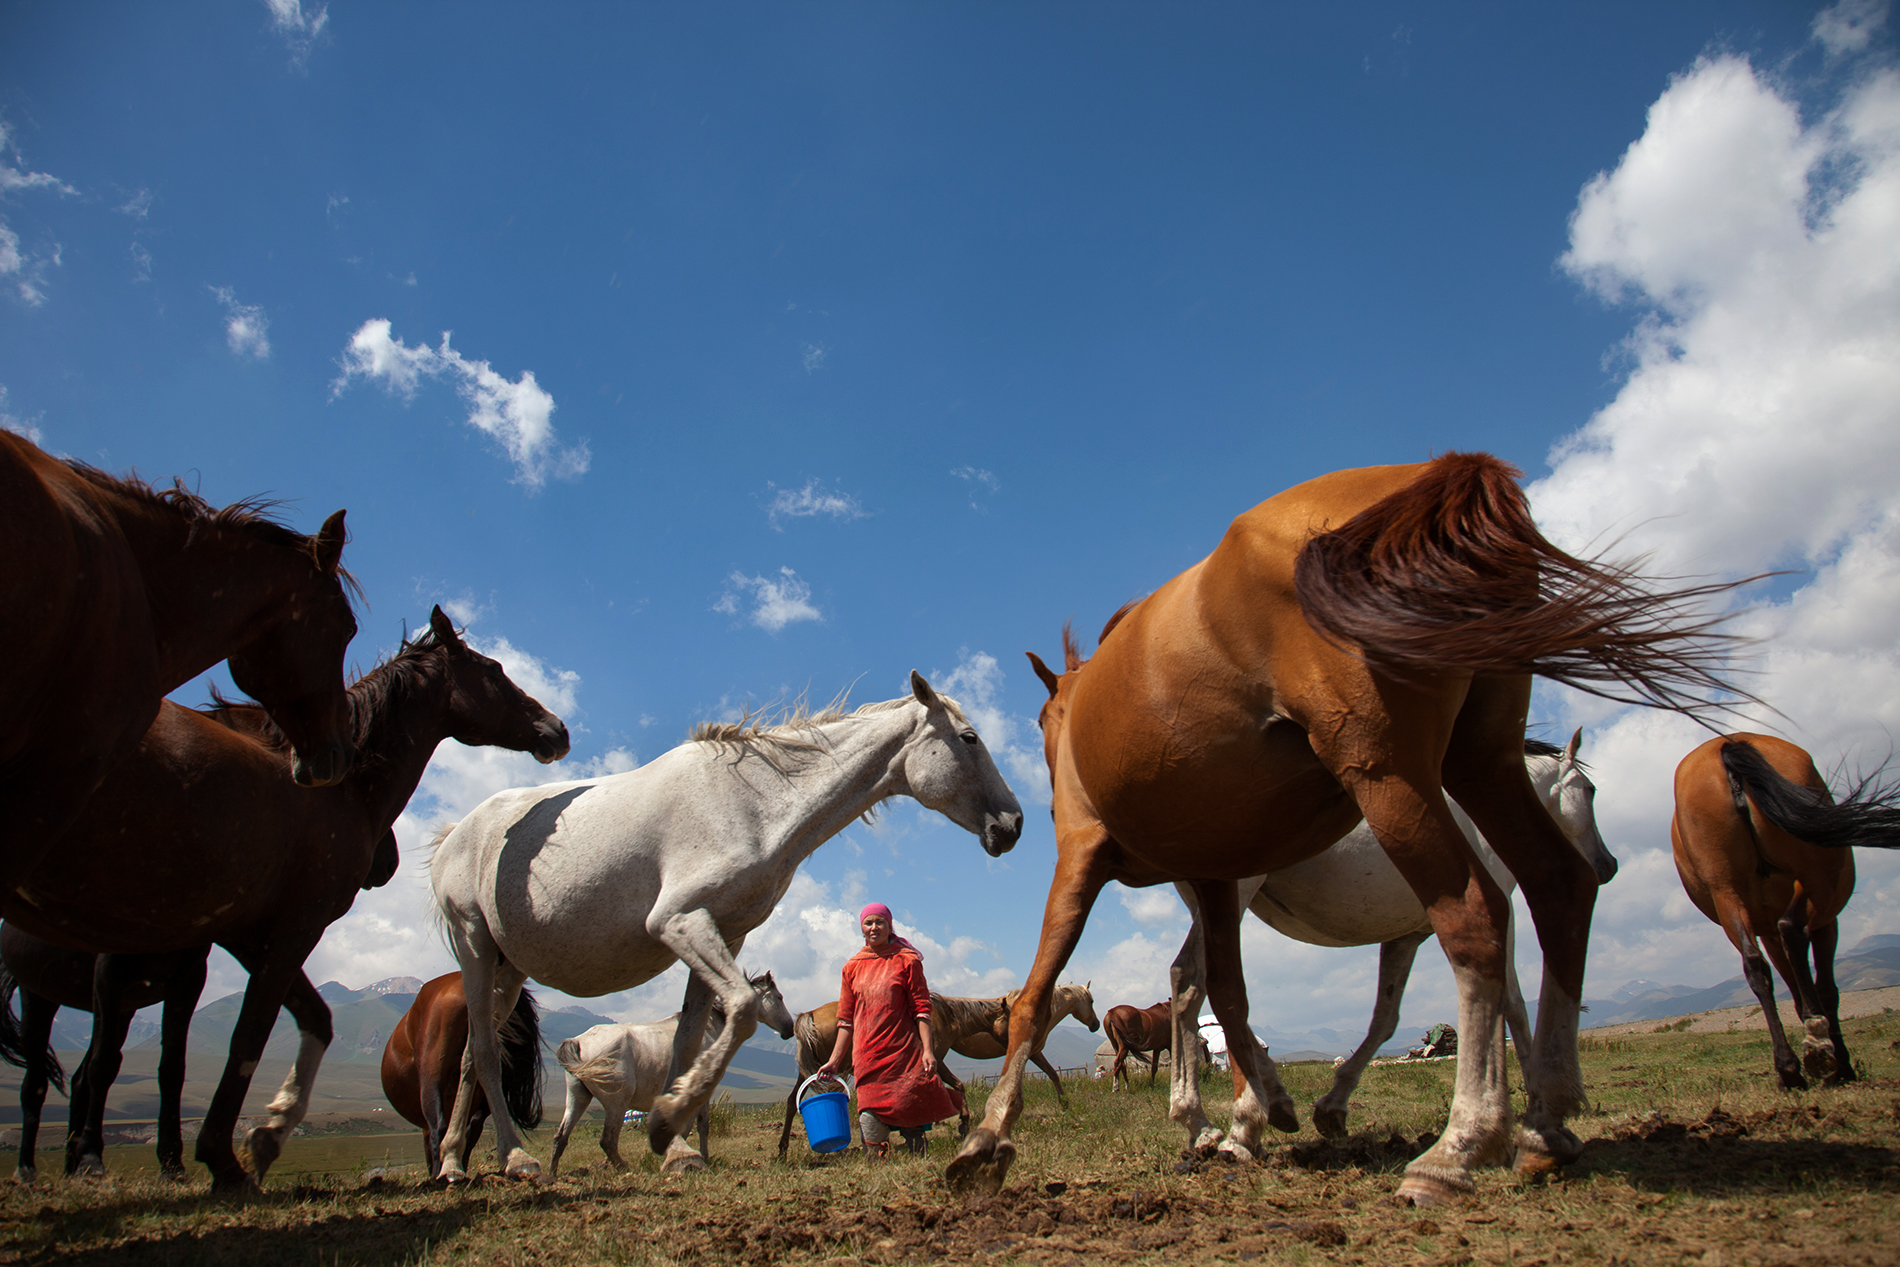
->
1671;733;1900;1089
2;608;568;1189
947;453;1755;1204
382;972;545;1181
1;432;358;893
1103;1001;1174;1091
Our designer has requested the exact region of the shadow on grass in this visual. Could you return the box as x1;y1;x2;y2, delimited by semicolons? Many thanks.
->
1575;1134;1900;1195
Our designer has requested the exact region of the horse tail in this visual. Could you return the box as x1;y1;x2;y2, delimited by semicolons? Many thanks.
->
793;1008;829;1076
1722;740;1900;850
0;964;65;1096
555;1038;583;1070
1293;451;1762;716
496;988;544;1129
562;1052;629;1095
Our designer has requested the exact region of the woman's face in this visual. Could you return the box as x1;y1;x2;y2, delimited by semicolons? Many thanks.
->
861;913;892;947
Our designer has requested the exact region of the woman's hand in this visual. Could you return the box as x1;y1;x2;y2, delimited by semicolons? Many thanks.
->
919;1049;937;1077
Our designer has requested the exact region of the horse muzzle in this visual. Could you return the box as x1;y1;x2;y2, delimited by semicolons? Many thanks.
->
291;739;354;788
532;715;571;765
1593;850;1619;885
982;810;1024;857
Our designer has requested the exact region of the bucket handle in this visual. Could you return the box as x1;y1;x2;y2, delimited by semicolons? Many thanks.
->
797;1072;849;1106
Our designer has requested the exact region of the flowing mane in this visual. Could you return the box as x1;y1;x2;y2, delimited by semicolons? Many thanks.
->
690;693;970;758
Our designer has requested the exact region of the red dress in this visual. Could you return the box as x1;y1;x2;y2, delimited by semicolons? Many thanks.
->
837;944;962;1128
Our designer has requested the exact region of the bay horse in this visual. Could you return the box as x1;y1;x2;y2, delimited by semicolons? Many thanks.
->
2;607;568;1189
774;983;1098;1158
1671;733;1900;1089
431;673;1022;1182
1;432;359;894
381;972;546;1181
548;970;792;1177
1141;733;1612;1145
1103;1001;1174;1091
947;453;1756;1204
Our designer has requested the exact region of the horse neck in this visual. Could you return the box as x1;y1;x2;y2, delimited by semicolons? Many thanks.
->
758;706;924;865
329;653;454;828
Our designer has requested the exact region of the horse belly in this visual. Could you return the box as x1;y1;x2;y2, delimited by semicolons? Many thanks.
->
1250;836;1431;949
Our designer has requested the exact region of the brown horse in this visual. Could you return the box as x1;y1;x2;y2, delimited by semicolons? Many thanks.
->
2;608;567;1189
1103;1001;1174;1091
382;972;544;1181
947;453;1756;1203
0;432;359;893
0;923;207;1181
1671;733;1900;1089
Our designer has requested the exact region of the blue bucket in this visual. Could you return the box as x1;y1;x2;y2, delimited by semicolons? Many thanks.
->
796;1074;852;1153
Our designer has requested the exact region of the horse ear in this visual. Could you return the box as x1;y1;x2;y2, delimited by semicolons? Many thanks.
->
429;605;465;651
314;509;348;574
1026;651;1061;699
1565;727;1584;764
910;670;941;710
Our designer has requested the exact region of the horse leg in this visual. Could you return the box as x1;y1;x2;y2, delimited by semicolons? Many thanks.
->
156;951;208;1180
1807;921;1853;1085
193;949;302;1190
1193;879;1297;1162
240;968;331;1182
598;1091;629;1170
644;907;762;1170
14;991;58;1184
437;914;536;1182
1314;931;1429;1139
1029;1052;1064;1110
69;956;137;1178
1500;911;1537;1091
464;1102;490;1174
1735;915;1805;1088
651;965;716;1172
695;1103;711;1163
1167;890;1222;1151
1771;896;1838;1082
948;831;1113;1195
548;1073;592;1178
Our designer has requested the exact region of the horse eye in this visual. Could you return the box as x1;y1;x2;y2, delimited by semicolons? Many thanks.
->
960;731;980;746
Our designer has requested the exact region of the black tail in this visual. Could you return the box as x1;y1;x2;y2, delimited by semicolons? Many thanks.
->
1723;740;1900;850
497;988;544;1129
0;965;66;1096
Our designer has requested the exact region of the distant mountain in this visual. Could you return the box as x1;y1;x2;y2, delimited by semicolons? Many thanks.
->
1576;943;1900;1028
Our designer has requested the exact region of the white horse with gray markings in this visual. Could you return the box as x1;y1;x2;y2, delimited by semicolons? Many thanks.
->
430;673;1023;1181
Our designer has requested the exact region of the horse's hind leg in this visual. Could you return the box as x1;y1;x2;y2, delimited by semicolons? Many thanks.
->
1193;879;1296;1162
1737;922;1805;1088
1771;897;1841;1082
156;951;207;1179
194;948;304;1190
15;991;58;1184
548;1074;593;1178
70;958;138;1178
243;968;332;1182
1314;931;1429;1139
1806;922;1854;1084
439;914;536;1182
1168;886;1222;1151
645;906;760;1170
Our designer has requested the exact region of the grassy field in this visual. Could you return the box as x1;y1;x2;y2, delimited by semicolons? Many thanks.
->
1;1009;1896;1264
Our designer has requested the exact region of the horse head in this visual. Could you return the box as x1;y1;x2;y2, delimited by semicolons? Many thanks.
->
748;970;795;1041
428;606;571;764
1065;980;1101;1032
1531;728;1616;884
901;670;1023;857
223;508;359;787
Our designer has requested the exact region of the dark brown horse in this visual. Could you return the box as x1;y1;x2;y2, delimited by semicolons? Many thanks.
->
0;923;207;1180
382;972;544;1181
1671;733;1900;1089
3;608;567;1189
1103;1001;1174;1091
1;432;359;894
947;454;1757;1203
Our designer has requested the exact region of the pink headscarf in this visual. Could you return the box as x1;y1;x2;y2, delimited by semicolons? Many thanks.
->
859;902;920;956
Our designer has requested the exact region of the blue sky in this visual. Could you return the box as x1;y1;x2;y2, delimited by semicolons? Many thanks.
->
4;2;1897;1054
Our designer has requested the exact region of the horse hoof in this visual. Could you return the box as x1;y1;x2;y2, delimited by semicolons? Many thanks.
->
72;1155;107;1179
13;1167;36;1186
660;1141;707;1175
945;1130;1014;1195
1268;1100;1300;1134
161;1165;190;1183
211;1170;261;1196
1514;1123;1584;1173
1191;1127;1225;1156
1312;1105;1349;1139
1215;1138;1258;1164
1396;1166;1475;1207
503;1148;542;1180
244;1128;283;1180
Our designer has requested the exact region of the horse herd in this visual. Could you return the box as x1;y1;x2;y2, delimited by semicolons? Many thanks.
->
2;432;1894;1210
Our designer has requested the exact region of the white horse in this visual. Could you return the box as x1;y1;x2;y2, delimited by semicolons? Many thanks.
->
547;970;794;1178
430;672;1023;1181
1163;733;1613;1151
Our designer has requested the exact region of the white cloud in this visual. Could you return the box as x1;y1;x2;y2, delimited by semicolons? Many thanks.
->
116;189;152;219
715;567;822;632
209;285;270;360
0;385;44;445
332;318;590;490
1815;0;1890;57
0;122;71;307
1524;51;1900;996
801;342;828;372
129;242;152;284
264;0;329;66
765;479;867;530
934;648;1049;806
951;465;1001;512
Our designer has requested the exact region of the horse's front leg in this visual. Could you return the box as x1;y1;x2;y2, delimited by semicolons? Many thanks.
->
1193;880;1297;1162
948;830;1113;1195
195;947;306;1191
14;989;58;1184
244;970;333;1182
645;907;759;1171
156;950;208;1179
69;956;137;1178
1167;888;1221;1152
1314;931;1428;1139
438;915;536;1182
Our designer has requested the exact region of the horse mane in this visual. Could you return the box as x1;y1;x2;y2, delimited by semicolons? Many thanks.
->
62;463;364;604
689;693;970;759
930;993;1008;1042
1057;596;1149;674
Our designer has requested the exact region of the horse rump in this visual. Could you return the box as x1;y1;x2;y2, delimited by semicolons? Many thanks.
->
1292;451;1759;715
1721;739;1900;851
496;988;544;1129
0;965;66;1096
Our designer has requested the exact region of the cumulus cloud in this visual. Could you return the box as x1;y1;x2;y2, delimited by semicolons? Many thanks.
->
715;567;822;631
209;286;270;359
264;0;329;66
934;649;1050;806
0;122;72;307
764;479;867;530
0;384;44;445
1525;49;1900;995
332;319;590;490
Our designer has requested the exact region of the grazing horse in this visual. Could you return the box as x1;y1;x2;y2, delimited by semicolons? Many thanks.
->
431;673;1023;1182
775;983;1099;1158
948;453;1755;1204
2;608;568;1189
1103;1001;1175;1091
1671;734;1900;1089
548;971;793;1177
1;433;358;892
381;972;546;1181
1144;733;1613;1144
0;924;207;1181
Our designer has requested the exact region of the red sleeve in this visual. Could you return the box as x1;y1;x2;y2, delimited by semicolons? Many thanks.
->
836;958;857;1028
903;953;930;1018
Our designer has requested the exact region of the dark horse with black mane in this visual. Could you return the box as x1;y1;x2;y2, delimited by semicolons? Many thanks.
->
1;431;359;892
2;608;568;1189
382;972;545;1181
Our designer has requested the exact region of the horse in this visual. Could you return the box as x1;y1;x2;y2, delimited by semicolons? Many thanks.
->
774;983;1099;1158
1;432;359;894
1671;733;1900;1089
1148;732;1613;1144
0;924;207;1181
946;453;1757;1204
548;970;793;1177
1103;1001;1175;1091
381;972;546;1181
1;608;568;1189
431;672;1023;1182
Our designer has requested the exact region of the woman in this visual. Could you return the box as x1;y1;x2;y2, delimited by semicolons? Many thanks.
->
817;903;962;1157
